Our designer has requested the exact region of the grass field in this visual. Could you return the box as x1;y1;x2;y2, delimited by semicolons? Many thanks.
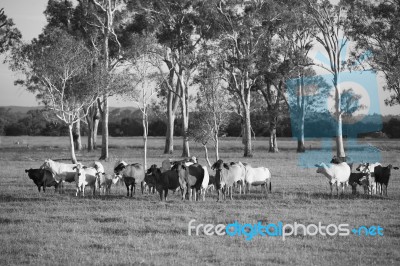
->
1;136;400;265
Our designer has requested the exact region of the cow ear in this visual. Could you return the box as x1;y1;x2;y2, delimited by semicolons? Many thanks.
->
223;163;229;170
83;166;87;169
25;169;28;173
314;164;320;167
73;166;77;170
211;163;216;170
394;167;399;170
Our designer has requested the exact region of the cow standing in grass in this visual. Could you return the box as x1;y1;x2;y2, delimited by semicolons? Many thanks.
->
244;165;271;194
25;168;59;193
147;164;183;201
96;172;119;195
174;162;207;201
114;161;145;197
40;159;76;193
315;162;351;195
73;163;97;197
356;162;381;194
374;165;399;196
212;160;245;201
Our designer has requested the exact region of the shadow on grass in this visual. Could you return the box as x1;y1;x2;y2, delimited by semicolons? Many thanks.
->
0;195;50;203
208;191;393;201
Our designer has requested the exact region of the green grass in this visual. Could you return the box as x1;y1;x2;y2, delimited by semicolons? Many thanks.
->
1;136;400;265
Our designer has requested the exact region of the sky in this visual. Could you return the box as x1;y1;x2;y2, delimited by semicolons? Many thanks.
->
0;0;399;116
0;0;131;108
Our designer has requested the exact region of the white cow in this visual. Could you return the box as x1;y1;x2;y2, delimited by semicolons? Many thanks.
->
244;165;271;194
230;162;246;194
40;159;77;192
315;162;351;195
90;161;105;175
356;162;381;194
211;160;245;201
114;160;145;196
40;159;76;182
96;172;119;195
74;163;97;197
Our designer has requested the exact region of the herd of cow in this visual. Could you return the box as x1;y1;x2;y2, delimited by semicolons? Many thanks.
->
24;156;398;201
315;156;399;196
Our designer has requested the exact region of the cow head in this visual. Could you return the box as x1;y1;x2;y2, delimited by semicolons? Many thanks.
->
211;160;224;171
114;160;128;175
73;163;84;177
146;164;158;174
147;164;162;180
356;163;370;173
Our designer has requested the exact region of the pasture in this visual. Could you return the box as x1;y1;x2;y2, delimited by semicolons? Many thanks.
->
1;136;400;265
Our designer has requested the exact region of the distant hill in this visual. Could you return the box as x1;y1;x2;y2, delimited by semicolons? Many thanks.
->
0;106;138;114
0;106;44;114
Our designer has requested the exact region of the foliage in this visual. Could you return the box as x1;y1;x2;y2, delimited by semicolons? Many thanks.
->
343;0;400;106
0;7;21;55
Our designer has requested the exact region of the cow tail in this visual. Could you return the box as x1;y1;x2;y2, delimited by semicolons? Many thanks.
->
269;180;272;192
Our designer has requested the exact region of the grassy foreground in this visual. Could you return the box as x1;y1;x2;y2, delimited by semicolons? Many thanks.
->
0;136;400;265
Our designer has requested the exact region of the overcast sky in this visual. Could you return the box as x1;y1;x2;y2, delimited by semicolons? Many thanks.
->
0;0;399;115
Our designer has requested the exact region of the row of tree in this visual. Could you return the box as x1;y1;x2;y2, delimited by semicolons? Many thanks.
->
2;106;400;139
1;0;399;166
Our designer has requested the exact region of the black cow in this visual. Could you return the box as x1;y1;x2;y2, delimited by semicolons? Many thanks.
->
25;168;59;192
348;172;369;195
144;173;156;194
147;165;182;201
374;165;399;196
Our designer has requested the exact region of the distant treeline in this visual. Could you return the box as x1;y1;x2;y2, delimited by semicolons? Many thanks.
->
0;107;399;138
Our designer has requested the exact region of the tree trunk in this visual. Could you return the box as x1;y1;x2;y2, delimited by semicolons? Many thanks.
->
87;122;93;151
297;75;306;153
143;111;148;170
214;132;219;162
73;119;82;151
203;144;211;168
93;118;99;149
164;113;175;154
181;93;190;158
243;105;253;157
334;75;345;158
100;95;109;160
269;117;279;153
68;124;78;164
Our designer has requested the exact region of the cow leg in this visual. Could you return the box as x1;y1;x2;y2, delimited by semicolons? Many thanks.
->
141;181;144;194
351;184;357;195
159;190;163;201
126;184;130;197
181;186;187;200
164;189;168;201
188;186;192;201
130;185;134;197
